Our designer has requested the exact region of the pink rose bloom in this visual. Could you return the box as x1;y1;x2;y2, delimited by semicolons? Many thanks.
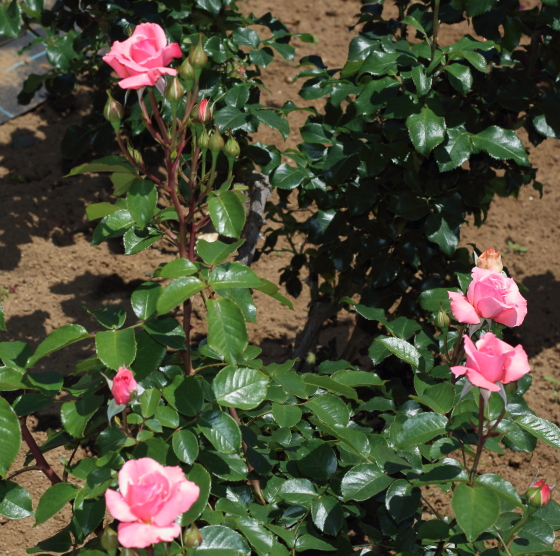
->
102;23;182;90
451;333;530;392
105;458;200;548
112;367;138;405
448;267;527;327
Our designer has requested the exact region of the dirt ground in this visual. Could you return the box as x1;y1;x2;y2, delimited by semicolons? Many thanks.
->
2;0;560;553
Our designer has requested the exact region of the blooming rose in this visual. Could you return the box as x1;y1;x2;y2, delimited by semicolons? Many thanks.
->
105;458;200;548
477;248;503;273
112;367;138;405
451;333;530;392
448;267;527;327
102;23;182;90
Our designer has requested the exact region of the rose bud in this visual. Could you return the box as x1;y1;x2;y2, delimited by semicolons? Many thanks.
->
198;127;210;150
104;91;124;132
477;248;503;273
224;135;241;160
164;77;185;106
527;478;551;508
101;526;119;551
179;58;195;91
112;367;139;406
436;302;451;330
189;38;208;70
208;128;225;153
184;523;203;548
195;99;212;125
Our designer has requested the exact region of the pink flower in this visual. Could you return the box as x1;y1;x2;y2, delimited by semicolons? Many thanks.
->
451;333;530;392
448;267;527;327
112;367;138;405
102;23;182;90
527;478;551;508
476;248;503;273
105;458;200;548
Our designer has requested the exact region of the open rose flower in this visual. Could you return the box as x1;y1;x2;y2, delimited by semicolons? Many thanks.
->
102;23;182;90
112;367;139;405
105;458;200;548
448;267;527;327
451;333;530;392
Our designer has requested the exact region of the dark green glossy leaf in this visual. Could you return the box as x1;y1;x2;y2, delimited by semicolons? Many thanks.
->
95;328;136;370
452;484;500;541
213;366;268;410
198;409;241;454
444;64;473;95
197;239;244;265
0;481;33;519
131;282;162;320
471;126;529;166
311;496;343;536
35;483;79;525
60;395;103;438
396;412;448;447
207;298;248;366
208;191;246;238
341;464;394;502
406;107;446;157
163;375;204;417
270;163;307;190
172;429;199;464
0;396;21;476
127;179;157;229
156;277;205;315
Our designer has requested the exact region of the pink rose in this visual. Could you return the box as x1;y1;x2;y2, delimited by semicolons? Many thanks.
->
448;267;527;327
195;99;212;124
105;458;200;548
102;23;182;90
451;333;530;392
527;478;551;508
112;367;138;405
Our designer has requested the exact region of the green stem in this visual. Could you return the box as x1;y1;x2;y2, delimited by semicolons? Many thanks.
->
469;392;486;485
431;0;441;60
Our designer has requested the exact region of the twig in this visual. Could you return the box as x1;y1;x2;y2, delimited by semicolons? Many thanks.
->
20;417;62;485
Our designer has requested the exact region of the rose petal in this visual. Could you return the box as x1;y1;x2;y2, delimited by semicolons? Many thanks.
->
153;480;200;527
119;458;164;497
132;23;168;51
105;489;137;522
102;53;131;79
118;72;159;89
448;291;480;325
463;367;501;392
117;522;181;548
503;345;530;383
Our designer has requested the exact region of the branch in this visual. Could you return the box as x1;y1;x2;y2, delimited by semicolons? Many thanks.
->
20;417;62;485
235;173;272;267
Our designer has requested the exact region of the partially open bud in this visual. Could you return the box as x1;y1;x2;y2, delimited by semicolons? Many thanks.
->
526;478;551;508
477;248;503;273
101;526;119;551
103;91;124;132
195;99;212;125
198;127;210;150
179;58;195;91
184;523;203;548
436;302;451;329
224;135;241;160
164;77;185;106
208;128;225;153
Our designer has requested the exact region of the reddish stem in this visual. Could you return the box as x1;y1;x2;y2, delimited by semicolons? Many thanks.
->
20;418;62;485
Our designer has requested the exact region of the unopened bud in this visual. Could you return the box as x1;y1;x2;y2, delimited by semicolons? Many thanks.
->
104;91;124;132
436;303;451;329
208;129;225;153
526;478;551;508
179;59;195;91
224;135;241;160
198;127;210;150
184;523;203;548
477;248;503;273
126;140;143;166
164;77;185;106
189;39;208;69
101;526;119;551
195;99;212;125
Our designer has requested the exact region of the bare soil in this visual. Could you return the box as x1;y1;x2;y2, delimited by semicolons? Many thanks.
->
2;0;560;553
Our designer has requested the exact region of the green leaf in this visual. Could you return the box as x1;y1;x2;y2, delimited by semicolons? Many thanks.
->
95;328;136;370
270;163;307;190
452;483;500;541
385;479;422;523
182;464;211;524
236;517;274;554
360;51;400;76
209;262;265;289
300;123;332;144
198;525;251;555
444;64;473;95
0;481;33;519
91;210;134;246
475;474;524;508
426;212;459;257
123;227;163;255
375;336;421;368
143;317;186;350
418;288;455;312
232;27;260;48
303;374;358;401
515;414;560;448
273;369;308;398
198;410;241;454
471;126;529;166
111;172;136;195
139;389;160;418
156;259;199;279
214;105;251;131
311;496;343;536
196;0;222;15
156;277;205;315
0;396;21;476
341;464;394;502
198;450;248;481
197;239;244;265
163;375;204;417
0;305;5;332
434;127;473;172
0;368;26;391
406;107;446;157
27;325;89;368
66;156;133;177
131;282;162;320
414;382;455;414
208;191;246;238
213;366;268;410
0;341;32;372
272;404;302;428
60;395;103;438
279;479;318;505
86;305;126;329
305;394;349;426
172;429;199;464
396;412;448;447
217;288;257;324
0;1;21;38
85;202;119;221
224;84;251;109
127;179;157;229
252;109;290;141
253;279;294;310
297;439;337;482
35;483;79;525
206;298;248;366
464;0;498;17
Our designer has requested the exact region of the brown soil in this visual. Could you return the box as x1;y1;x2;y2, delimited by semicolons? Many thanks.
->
1;0;560;553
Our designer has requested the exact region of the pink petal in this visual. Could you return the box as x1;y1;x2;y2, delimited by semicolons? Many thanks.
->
468;350;508;384
118;73;157;89
463;368;501;392
119;458;164;497
161;43;183;66
102;53;131;78
503;345;530;383
476;294;509;320
493;307;521;327
117;522;181;548
153;480;200;527
132;23;168;51
450;365;468;377
105;489;136;522
448;291;480;324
